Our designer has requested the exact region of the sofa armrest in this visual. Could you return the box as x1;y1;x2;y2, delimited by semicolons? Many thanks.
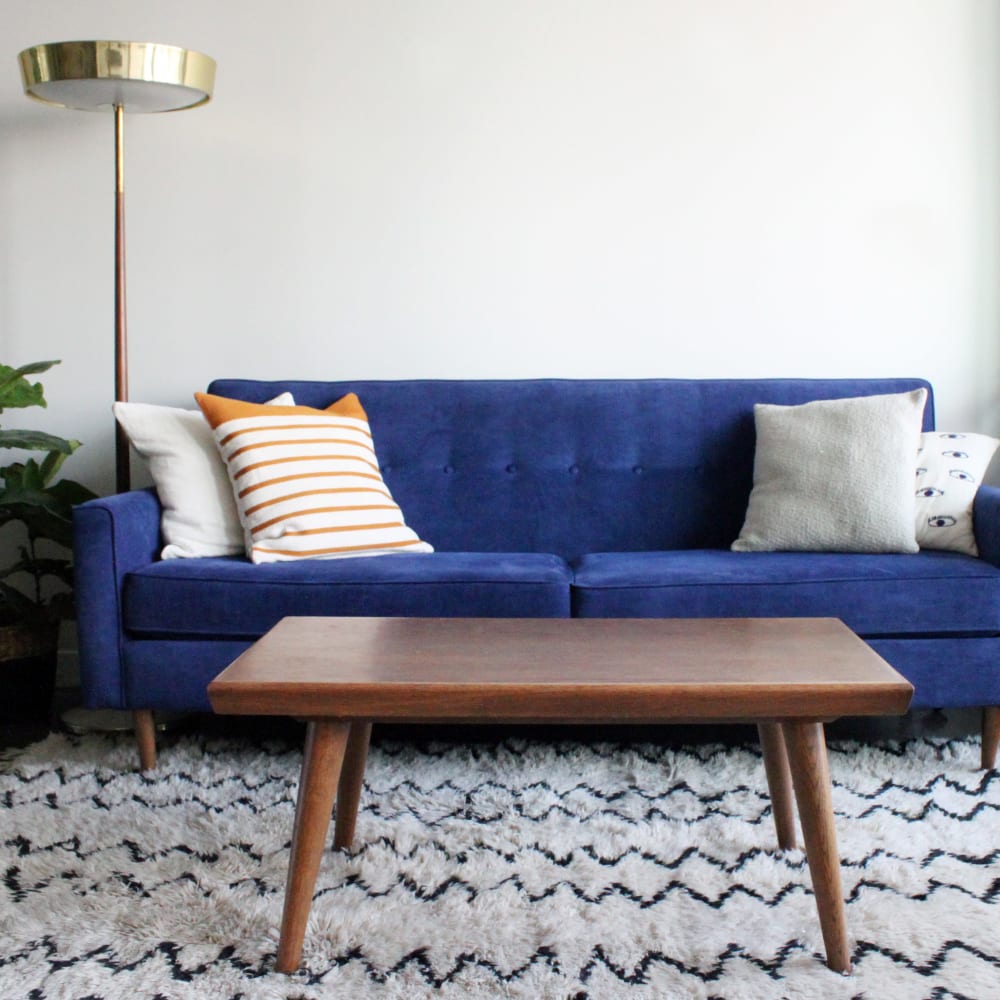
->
72;489;162;709
974;485;1000;567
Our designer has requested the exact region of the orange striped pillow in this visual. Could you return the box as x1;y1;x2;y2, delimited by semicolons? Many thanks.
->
194;392;433;564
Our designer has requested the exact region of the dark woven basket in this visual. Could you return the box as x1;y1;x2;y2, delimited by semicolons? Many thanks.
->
0;622;59;725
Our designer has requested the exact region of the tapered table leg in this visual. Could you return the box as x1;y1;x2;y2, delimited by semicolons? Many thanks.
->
782;721;851;974
276;720;351;973
758;722;797;850
982;706;1000;770
334;722;372;849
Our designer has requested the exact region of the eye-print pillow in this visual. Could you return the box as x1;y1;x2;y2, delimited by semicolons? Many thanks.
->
915;431;999;556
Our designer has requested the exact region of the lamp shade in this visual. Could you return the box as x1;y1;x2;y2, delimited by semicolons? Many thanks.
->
18;40;215;113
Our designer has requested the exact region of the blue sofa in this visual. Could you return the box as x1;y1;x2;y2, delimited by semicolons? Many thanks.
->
73;378;1000;768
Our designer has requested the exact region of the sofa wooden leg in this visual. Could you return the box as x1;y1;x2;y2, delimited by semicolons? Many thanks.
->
982;706;1000;770
134;709;157;771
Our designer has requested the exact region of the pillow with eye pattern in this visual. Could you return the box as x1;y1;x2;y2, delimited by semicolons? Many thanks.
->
915;431;999;556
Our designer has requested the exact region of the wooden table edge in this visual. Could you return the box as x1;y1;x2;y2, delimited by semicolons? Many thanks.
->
208;681;913;722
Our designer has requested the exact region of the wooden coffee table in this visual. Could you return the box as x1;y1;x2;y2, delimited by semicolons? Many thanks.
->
208;616;912;975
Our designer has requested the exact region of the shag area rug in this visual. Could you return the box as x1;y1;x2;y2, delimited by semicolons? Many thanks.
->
0;731;998;999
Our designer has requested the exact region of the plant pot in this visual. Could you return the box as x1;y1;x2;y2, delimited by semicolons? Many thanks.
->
0;621;59;725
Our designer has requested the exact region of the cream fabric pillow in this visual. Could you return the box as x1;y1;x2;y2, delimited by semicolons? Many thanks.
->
195;391;433;563
113;393;293;559
915;431;1000;556
732;389;927;554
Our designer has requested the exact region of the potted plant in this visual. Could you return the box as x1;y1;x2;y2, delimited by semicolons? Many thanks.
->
0;360;97;723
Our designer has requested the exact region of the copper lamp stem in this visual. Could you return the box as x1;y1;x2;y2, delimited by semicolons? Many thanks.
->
114;103;130;494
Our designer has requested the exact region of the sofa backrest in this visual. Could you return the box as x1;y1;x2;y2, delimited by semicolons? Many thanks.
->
208;378;935;559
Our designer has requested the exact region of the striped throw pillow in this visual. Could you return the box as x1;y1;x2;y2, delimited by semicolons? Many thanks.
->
194;392;433;563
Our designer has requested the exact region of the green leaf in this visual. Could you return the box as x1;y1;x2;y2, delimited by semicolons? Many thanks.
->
40;562;74;588
0;557;72;583
0;468;78;544
46;477;98;506
39;450;67;486
1;460;51;497
0;361;96;623
0;361;60;384
4;506;74;548
0;580;43;619
0;362;58;412
0;431;78;454
0;359;91;623
0;557;34;580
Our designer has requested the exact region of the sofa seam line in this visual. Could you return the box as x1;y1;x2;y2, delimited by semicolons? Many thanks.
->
570;575;1000;590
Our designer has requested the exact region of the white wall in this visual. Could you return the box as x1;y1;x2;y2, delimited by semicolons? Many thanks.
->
1;1;998;496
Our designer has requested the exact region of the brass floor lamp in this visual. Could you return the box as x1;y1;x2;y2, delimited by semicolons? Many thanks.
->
17;41;216;749
18;40;216;493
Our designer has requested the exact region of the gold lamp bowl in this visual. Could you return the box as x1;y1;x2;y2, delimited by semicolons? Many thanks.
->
18;40;216;113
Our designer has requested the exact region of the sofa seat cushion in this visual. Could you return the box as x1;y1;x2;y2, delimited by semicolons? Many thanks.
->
124;553;571;638
571;550;1000;636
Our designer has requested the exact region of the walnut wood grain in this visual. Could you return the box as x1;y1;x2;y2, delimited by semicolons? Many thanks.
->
783;721;851;974
982;706;1000;770
333;722;372;850
276;720;350;974
757;723;796;850
209;618;913;722
133;709;156;772
114;106;130;494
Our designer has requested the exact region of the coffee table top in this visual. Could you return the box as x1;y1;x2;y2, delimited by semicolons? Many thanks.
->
208;617;913;723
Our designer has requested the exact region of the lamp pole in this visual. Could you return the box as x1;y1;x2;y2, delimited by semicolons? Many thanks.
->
114;102;129;493
17;40;216;495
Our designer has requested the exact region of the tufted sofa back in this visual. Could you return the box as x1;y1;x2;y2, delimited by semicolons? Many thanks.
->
208;378;934;560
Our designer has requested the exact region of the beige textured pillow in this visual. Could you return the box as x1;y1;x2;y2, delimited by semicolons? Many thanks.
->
732;389;927;554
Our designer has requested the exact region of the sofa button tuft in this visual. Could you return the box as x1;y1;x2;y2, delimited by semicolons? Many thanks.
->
443;465;453;474
633;465;643;474
569;465;579;475
506;464;517;474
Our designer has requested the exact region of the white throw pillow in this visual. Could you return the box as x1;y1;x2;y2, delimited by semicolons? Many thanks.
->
113;393;293;559
915;431;1000;556
732;389;927;554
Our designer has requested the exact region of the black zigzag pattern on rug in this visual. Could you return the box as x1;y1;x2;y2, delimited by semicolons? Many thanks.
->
1;732;999;999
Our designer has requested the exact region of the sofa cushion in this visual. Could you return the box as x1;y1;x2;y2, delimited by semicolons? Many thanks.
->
123;552;571;638
571;549;1000;636
867;636;1000;709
